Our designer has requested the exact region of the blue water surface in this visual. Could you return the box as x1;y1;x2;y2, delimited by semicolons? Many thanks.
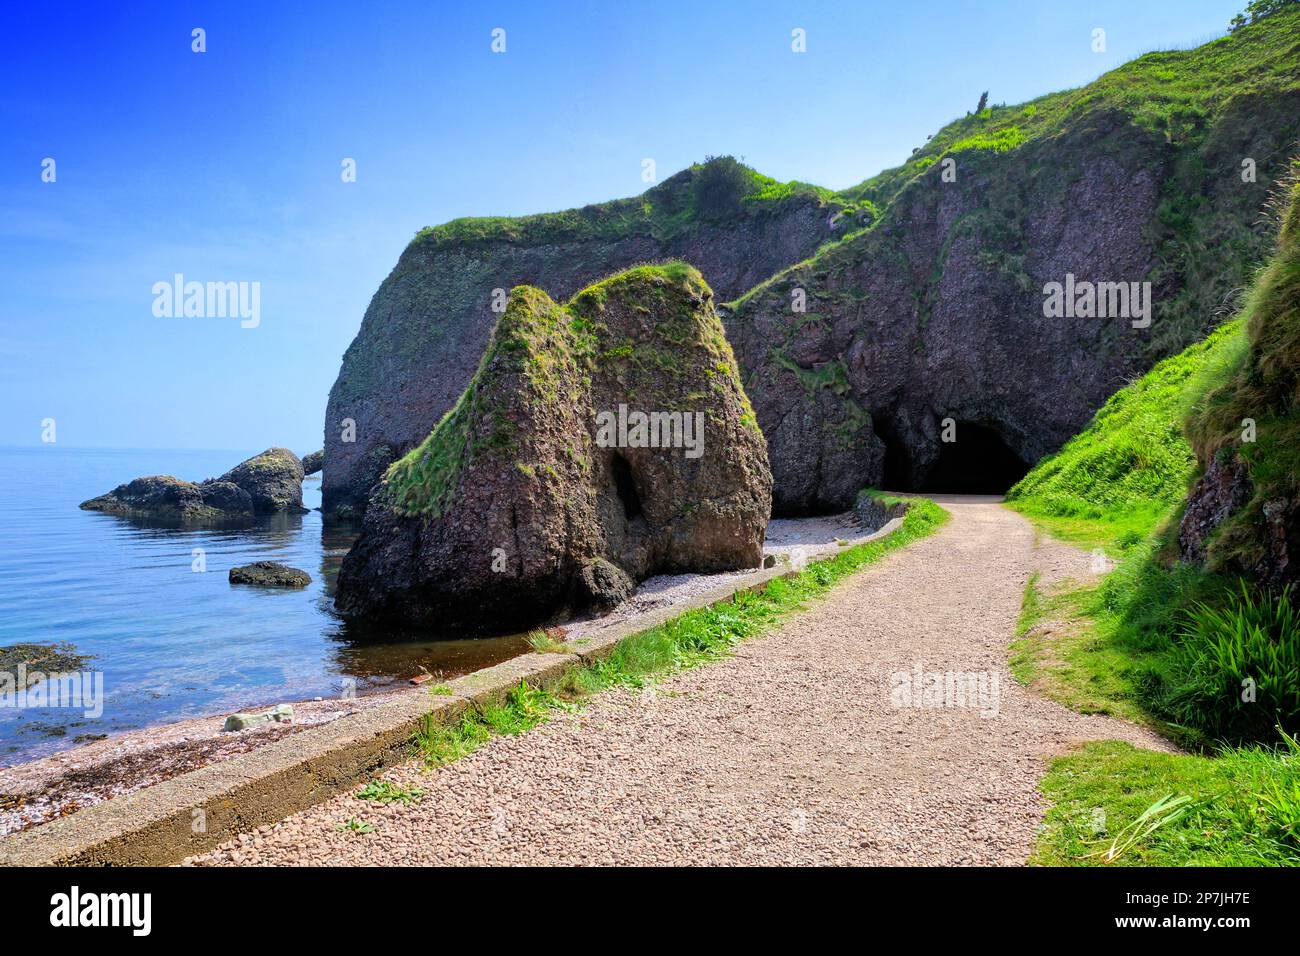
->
0;446;526;766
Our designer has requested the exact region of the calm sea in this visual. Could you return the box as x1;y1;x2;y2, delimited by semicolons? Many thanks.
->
0;446;528;767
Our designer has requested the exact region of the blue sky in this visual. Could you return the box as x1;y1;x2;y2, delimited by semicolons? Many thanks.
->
0;0;1246;452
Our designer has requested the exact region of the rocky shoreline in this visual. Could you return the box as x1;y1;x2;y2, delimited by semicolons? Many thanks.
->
0;510;869;837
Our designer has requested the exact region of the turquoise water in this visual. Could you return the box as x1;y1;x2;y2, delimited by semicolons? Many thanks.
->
0;446;528;766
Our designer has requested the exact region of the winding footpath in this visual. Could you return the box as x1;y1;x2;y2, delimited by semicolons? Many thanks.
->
189;496;1173;866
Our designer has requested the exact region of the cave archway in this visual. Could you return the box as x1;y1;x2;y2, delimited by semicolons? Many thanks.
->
611;453;643;519
920;422;1029;494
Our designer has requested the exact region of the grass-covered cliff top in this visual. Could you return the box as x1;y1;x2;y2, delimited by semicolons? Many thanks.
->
382;262;744;517
408;157;866;253
838;5;1300;212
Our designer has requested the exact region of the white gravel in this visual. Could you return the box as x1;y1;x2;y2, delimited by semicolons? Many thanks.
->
187;496;1174;867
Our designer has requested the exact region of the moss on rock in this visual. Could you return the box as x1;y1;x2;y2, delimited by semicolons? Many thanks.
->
335;262;772;630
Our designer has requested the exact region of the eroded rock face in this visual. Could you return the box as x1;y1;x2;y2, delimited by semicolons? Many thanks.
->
322;162;850;519
80;448;306;523
728;97;1298;511
335;263;772;630
80;475;254;524
301;450;324;476
1179;455;1254;565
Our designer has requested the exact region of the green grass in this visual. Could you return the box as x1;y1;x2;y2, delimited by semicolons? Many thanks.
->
1009;174;1300;748
412;496;948;767
1010;572;1178;730
1033;736;1300;866
355;780;424;805
1015;171;1300;863
1005;320;1248;553
525;629;570;654
1182;170;1300;575
410;156;855;252
1157;583;1300;741
837;8;1300;214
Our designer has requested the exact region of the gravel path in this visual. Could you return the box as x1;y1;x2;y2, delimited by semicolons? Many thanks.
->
188;496;1173;866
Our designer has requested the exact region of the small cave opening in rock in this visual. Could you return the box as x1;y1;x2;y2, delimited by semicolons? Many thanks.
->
874;415;915;492
611;453;643;519
920;422;1030;494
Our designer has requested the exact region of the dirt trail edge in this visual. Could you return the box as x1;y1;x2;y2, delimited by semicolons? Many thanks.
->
189;495;1173;866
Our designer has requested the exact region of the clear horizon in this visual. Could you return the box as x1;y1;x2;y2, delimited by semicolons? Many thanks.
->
1;0;1244;452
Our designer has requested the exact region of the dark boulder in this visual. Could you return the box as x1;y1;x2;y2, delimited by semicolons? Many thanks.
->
213;447;306;514
229;562;311;588
81;475;254;524
335;263;772;630
575;557;635;611
301;450;324;476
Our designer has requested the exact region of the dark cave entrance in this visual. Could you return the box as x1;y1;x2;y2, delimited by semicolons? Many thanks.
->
611;453;643;519
920;422;1030;494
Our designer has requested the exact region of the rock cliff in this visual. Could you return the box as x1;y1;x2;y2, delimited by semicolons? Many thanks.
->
322;159;856;518
334;263;772;629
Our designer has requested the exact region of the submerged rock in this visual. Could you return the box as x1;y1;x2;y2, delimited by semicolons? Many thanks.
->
229;561;311;588
0;642;93;691
335;262;772;630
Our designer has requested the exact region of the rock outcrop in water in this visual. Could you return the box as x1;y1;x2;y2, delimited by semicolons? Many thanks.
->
214;448;307;514
335;263;772;629
301;450;323;476
229;562;312;588
80;448;307;523
322;158;858;519
80;475;255;524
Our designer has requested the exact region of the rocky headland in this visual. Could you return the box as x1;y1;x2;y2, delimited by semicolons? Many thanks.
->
321;159;860;519
334;262;772;629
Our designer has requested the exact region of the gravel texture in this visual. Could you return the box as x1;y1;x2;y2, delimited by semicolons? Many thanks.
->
187;496;1172;866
